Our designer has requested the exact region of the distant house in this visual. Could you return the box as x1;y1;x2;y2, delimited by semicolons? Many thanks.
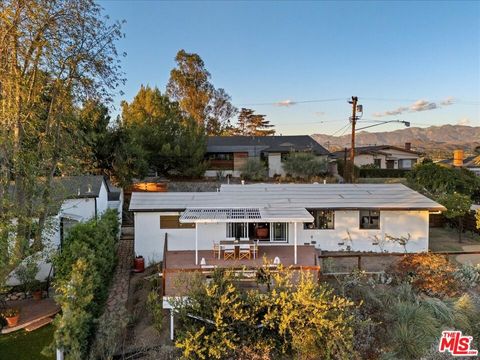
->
332;143;421;169
205;135;330;178
438;152;480;176
7;175;122;285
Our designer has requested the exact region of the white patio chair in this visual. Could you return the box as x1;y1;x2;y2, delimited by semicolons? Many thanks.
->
238;243;251;260
213;241;220;259
250;241;258;259
223;244;236;260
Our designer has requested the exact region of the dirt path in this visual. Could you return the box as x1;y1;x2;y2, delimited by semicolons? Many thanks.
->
456;245;480;266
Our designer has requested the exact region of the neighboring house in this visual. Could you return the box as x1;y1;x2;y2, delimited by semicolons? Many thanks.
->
332;143;421;169
130;183;445;266
205;135;330;178
7;175;123;285
438;153;480;176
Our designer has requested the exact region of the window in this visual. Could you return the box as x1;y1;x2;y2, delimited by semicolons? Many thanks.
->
271;222;288;242
304;210;335;230
398;159;416;169
160;215;195;229
359;210;380;229
373;158;382;168
206;153;233;161
226;223;248;239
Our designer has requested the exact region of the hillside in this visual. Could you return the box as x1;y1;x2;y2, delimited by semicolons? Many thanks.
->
312;125;480;158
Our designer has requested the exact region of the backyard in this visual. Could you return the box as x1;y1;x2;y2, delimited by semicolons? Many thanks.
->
0;325;54;360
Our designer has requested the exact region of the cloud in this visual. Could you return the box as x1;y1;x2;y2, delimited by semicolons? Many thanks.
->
276;99;297;107
314;111;325;117
373;97;455;117
457;117;471;126
440;96;455;106
410;99;437;112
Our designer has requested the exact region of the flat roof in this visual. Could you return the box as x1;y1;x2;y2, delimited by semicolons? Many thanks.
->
129;183;446;212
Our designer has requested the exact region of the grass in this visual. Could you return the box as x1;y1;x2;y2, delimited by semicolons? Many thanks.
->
0;324;54;360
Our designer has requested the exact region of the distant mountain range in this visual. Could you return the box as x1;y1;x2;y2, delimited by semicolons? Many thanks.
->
311;125;480;159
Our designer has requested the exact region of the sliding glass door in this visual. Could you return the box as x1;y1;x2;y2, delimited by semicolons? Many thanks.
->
270;222;288;242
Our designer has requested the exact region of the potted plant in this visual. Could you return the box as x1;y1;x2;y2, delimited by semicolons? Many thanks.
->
2;308;20;327
30;280;43;301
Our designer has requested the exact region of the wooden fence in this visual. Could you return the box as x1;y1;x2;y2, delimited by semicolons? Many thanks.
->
318;250;480;276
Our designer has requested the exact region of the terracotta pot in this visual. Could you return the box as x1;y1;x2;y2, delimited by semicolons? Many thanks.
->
33;290;42;301
256;228;268;238
133;256;145;273
5;315;19;327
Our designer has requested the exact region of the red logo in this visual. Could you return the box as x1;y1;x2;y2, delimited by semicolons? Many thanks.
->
438;331;478;356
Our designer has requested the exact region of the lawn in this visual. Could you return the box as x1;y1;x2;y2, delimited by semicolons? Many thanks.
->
0;324;54;360
429;226;480;252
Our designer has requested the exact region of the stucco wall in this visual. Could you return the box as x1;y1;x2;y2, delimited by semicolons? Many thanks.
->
134;209;430;263
268;153;284;177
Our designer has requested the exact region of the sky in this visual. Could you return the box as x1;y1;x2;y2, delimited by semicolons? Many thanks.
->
99;0;480;135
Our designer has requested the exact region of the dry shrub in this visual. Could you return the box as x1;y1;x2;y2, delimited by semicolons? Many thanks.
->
393;253;458;297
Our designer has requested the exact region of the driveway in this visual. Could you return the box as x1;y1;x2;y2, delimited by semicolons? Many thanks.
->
456;245;480;266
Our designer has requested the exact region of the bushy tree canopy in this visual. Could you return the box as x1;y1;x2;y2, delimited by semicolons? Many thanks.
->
282;152;328;179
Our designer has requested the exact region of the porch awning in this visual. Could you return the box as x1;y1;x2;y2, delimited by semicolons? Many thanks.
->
179;207;313;224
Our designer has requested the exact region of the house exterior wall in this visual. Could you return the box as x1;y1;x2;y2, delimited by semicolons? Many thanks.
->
268;153;285;177
133;209;430;263
354;154;386;168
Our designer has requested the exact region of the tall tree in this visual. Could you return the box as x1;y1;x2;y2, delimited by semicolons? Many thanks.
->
0;0;124;282
166;50;237;135
121;85;207;178
235;108;275;136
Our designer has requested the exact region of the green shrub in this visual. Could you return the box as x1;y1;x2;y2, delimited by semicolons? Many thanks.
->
240;158;267;181
51;209;119;359
359;168;410;178
282;152;327;179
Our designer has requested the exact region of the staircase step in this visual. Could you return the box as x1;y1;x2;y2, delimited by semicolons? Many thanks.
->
25;317;53;332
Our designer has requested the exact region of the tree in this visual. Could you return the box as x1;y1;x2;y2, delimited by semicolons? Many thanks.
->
407;163;480;198
121;85;208;178
0;0;124;284
234;108;275;136
240;158;267;181
438;193;472;242
282;152;328;179
171;269;355;360
166;50;237;135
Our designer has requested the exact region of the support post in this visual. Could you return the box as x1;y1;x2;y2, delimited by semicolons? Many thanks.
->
195;225;198;265
170;310;174;341
56;349;64;360
294;222;298;265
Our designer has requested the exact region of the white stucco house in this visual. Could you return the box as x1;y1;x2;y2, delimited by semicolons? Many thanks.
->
129;183;445;266
332;144;422;169
205;135;330;178
7;175;123;285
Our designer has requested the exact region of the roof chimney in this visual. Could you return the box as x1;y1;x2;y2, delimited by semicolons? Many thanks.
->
453;149;464;167
404;142;411;151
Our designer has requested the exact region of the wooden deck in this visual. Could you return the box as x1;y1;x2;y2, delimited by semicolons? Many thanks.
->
1;298;60;334
164;245;318;270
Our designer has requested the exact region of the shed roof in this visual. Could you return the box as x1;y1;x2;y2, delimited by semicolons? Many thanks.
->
129;183;445;212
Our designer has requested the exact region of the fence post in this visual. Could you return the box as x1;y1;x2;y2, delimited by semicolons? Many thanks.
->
357;256;362;271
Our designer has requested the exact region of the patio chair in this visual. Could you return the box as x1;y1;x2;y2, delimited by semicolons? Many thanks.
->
224;244;236;260
238;244;251;260
213;242;220;258
250;241;258;259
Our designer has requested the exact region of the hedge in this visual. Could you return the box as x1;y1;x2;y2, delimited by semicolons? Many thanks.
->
50;209;119;359
359;168;410;178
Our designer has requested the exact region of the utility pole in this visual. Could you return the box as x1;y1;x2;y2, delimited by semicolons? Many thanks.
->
348;96;358;182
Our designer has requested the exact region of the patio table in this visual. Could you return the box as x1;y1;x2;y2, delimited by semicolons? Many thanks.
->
218;240;255;259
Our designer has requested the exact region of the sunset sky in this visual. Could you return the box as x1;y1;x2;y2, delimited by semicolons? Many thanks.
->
100;1;480;135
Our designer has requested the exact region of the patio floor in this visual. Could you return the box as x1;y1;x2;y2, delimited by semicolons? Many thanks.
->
1;298;60;334
164;245;318;270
